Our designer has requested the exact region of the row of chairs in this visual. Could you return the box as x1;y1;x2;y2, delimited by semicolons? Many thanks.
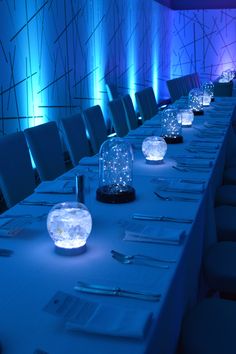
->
167;72;234;103
108;87;158;137
180;127;236;352
0;86;159;209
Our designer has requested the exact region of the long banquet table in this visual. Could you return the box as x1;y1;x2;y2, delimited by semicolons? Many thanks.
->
1;97;236;354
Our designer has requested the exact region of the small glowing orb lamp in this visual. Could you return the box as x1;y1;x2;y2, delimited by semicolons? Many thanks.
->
178;109;194;127
142;136;167;164
161;108;183;144
47;202;92;255
188;88;204;115
96;137;135;203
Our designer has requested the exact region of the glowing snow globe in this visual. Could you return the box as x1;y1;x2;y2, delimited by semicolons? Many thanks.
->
201;81;214;106
142;136;167;164
161;108;183;144
177;109;194;127
202;81;214;100
96;137;135;203
188;88;204;115
47;202;92;255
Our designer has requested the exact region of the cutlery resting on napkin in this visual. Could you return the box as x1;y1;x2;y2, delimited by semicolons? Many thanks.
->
123;221;186;244
132;214;192;224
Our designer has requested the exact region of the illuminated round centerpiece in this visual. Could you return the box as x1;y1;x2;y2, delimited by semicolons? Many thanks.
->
188;88;204;115
96;137;135;203
142;136;167;164
161;108;183;144
177;109;194;127
47;202;92;255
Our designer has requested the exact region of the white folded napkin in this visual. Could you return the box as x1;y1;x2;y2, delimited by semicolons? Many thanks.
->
44;291;152;339
79;155;99;166
67;303;152;339
35;180;74;194
189;141;219;149
123;222;185;245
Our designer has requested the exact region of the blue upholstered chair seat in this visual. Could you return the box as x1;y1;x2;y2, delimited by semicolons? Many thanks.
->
204;242;236;293
181;298;236;354
223;167;236;184
215;184;236;206
215;205;236;241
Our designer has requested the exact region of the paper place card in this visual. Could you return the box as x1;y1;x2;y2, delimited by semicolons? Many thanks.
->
123;221;185;245
44;291;152;339
0;215;33;237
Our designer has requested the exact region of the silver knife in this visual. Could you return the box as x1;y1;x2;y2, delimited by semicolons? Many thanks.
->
74;281;161;301
19;201;57;206
132;213;193;224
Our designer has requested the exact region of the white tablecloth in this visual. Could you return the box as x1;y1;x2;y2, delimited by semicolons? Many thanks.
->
0;98;235;354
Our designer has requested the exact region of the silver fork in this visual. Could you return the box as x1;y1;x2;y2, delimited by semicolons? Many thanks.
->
154;192;198;202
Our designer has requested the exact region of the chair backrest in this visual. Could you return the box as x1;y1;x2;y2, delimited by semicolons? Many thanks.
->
145;87;158;117
108;98;129;137
213;81;233;97
167;73;201;102
83;105;107;154
166;78;181;102
135;87;155;122
105;83;119;101
60;113;91;167
0;132;36;208
24;121;66;181
122;94;138;131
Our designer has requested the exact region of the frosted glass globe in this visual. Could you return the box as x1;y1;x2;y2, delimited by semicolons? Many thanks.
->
188;88;203;112
47;202;92;255
142;136;167;164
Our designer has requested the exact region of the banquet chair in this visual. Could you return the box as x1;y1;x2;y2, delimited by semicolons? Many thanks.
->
214;81;233;97
166;78;181;102
105;83;119;101
135;87;157;122
24;121;66;181
83;105;108;154
122;94;139;131
181;297;236;354
60;113;91;167
214;205;236;242
108;98;129;137
146;87;158;118
0;132;36;208
203;241;236;295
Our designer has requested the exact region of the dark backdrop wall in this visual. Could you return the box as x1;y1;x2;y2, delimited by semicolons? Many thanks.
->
0;0;171;134
0;1;235;136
